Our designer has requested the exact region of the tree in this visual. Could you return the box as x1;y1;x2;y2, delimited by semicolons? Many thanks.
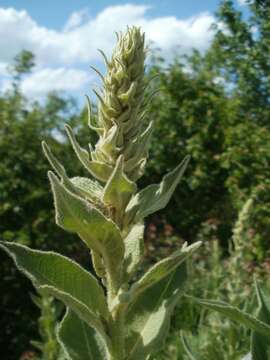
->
0;51;91;359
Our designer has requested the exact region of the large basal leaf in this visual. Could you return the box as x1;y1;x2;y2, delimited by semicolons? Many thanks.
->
103;155;137;211
58;308;108;360
125;156;190;223
251;283;270;360
125;263;188;360
48;172;124;279
130;241;201;301
0;242;109;336
194;298;270;339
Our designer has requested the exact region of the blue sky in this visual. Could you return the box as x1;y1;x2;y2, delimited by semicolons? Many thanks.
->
1;0;221;29
0;0;247;101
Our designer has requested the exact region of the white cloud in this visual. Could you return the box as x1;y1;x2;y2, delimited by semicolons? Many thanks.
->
0;62;8;76
0;4;216;98
0;5;215;66
63;9;90;32
142;12;214;56
237;0;248;5
2;67;91;98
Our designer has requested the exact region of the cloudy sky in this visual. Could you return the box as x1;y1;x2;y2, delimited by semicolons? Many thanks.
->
0;0;247;101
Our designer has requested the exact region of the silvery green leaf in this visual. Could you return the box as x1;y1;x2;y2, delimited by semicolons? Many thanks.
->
65;124;92;172
118;82;137;104
39;284;110;345
125;263;187;360
48;172;124;284
125;156;190;223
129;157;147;182
124;121;153;172
58;308;108;360
98;124;120;157
70;177;103;203
42;141;103;204
251;282;270;359
193;298;270;339
85;94;104;136
123;223;144;278
0;242;109;338
103;155;137;211
42;141;67;179
87;161;114;182
130;241;201;301
65;124;113;182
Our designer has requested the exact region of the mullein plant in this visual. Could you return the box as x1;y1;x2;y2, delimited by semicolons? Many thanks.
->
1;27;201;360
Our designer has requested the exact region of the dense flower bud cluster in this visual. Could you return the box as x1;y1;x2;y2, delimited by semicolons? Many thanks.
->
89;27;153;181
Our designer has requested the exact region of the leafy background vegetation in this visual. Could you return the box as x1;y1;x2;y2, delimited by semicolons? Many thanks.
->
1;1;270;359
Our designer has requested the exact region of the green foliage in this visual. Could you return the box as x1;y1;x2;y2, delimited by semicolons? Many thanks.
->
0;53;92;359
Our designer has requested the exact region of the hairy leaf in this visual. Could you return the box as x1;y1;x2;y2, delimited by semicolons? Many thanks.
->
130;241;201;300
48;172;124;276
58;308;108;360
0;241;109;333
65;124;93;172
125;121;153;171
123;223;144;278
43;141;103;204
87;161;114;182
103;155;137;211
125;263;187;360
125;156;190;222
194;298;270;339
70;177;103;203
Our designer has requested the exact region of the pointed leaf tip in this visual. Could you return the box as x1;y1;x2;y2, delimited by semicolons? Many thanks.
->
126;155;190;222
130;241;201;301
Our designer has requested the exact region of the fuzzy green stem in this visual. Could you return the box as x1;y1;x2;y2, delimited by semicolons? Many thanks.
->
109;312;125;360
